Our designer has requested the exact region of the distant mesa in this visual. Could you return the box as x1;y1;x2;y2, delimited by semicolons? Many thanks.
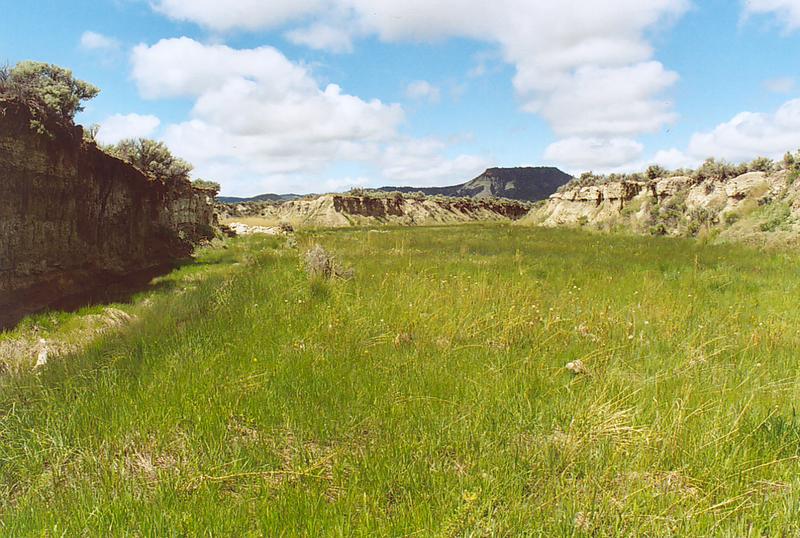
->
376;167;573;202
218;167;572;204
216;193;304;204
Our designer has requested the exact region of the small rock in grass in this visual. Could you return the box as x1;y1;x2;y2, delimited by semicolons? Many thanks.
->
34;339;48;370
565;359;588;375
394;333;413;346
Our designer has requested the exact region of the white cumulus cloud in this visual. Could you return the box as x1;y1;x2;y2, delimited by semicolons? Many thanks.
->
80;31;120;51
131;38;484;195
379;138;488;185
131;38;315;100
647;98;800;169
687;99;800;161
144;1;691;180
743;0;800;31
148;1;686;137
533;62;678;137
405;80;441;103
343;0;686;147
285;23;355;53
151;0;324;32
650;148;701;170
96;113;161;145
544;137;644;173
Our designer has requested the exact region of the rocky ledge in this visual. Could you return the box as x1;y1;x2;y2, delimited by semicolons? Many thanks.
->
525;169;800;243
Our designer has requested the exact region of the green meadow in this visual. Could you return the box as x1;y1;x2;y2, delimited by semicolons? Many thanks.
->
3;224;800;535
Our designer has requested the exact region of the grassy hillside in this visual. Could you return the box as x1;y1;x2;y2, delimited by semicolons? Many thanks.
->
3;225;800;535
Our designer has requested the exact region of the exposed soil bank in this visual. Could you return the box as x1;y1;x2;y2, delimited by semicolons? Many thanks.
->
0;97;216;330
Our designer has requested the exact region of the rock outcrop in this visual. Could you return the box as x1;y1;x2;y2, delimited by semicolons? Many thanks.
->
0;97;217;329
218;193;531;228
526;169;800;244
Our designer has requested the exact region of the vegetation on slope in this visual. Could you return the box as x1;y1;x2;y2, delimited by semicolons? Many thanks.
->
534;151;800;246
558;154;800;193
103;138;194;186
2;226;800;535
0;61;99;134
1;60;213;191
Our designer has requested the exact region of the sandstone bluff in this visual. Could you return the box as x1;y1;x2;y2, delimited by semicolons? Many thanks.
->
217;192;532;227
527;166;800;245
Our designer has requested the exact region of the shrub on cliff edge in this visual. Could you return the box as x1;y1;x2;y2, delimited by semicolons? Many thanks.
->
192;179;221;194
0;61;99;133
693;158;746;182
105;138;193;185
747;156;775;173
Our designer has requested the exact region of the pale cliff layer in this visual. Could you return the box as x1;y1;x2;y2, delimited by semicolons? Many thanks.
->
526;170;800;244
219;194;531;227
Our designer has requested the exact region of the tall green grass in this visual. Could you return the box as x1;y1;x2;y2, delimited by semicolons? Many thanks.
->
2;224;800;535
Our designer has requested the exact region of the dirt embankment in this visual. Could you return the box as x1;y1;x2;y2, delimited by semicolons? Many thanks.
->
525;171;800;244
0;97;217;329
218;193;531;228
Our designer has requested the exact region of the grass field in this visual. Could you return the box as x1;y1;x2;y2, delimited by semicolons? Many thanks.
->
3;224;800;535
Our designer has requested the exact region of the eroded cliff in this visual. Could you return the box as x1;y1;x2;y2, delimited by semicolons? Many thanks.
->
218;193;531;228
526;169;800;245
0;97;217;329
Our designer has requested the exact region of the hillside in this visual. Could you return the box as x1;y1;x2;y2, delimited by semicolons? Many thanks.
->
526;158;800;247
216;193;303;204
216;167;572;205
3;226;800;534
217;192;531;228
377;166;572;201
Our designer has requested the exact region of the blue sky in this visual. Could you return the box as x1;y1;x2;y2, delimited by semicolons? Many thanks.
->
2;0;800;196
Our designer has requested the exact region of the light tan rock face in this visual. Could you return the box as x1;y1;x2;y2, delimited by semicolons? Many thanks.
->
653;176;692;199
525;169;798;241
0;98;217;329
535;181;648;227
723;172;768;199
218;194;531;228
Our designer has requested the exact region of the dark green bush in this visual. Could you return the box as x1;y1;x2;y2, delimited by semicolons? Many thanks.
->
645;164;668;180
105;138;193;185
192;179;221;194
748;156;775;173
0;61;99;134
